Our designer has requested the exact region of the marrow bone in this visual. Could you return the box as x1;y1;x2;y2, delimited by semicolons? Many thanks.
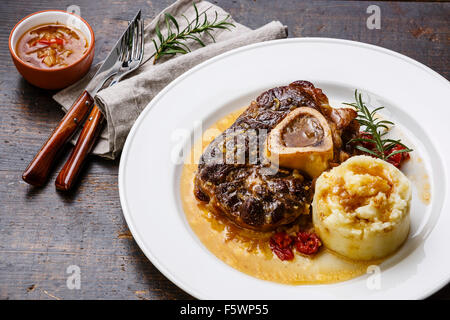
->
267;107;333;178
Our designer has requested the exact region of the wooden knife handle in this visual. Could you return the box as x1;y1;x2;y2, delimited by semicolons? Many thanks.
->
55;105;104;191
22;90;94;186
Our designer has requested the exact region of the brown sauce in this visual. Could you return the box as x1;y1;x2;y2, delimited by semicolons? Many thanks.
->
181;107;381;285
16;23;88;69
334;164;394;216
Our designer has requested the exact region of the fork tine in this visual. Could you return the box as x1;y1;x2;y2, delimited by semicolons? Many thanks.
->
126;24;134;63
130;17;142;61
119;26;130;62
131;22;137;60
132;20;142;61
131;18;139;60
138;19;144;60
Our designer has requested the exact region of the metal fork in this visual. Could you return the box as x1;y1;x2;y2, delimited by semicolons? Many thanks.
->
55;13;144;191
110;12;144;85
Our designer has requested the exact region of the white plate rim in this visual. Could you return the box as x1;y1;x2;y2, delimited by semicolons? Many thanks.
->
118;37;450;300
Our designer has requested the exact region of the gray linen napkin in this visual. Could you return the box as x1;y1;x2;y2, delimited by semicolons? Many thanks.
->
54;0;288;159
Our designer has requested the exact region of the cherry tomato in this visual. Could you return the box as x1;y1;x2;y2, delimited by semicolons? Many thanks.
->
269;232;294;261
294;231;321;255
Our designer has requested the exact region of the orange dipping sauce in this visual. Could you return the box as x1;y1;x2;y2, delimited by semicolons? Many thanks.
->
16;23;88;69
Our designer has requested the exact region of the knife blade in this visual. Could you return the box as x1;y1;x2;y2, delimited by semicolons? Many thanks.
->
22;11;142;187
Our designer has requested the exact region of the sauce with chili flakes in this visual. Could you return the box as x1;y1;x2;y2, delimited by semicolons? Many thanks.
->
16;23;88;69
181;107;383;285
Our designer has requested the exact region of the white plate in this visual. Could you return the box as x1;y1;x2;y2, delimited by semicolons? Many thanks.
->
119;38;450;299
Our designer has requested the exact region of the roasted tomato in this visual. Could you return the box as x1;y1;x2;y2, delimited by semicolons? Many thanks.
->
294;231;321;255
385;145;411;168
269;232;294;261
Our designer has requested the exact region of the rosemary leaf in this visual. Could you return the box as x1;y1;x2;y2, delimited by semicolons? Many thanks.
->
355;145;381;157
152;3;236;64
165;13;179;33
347;90;413;161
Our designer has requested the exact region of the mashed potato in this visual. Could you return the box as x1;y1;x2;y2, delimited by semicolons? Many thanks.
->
312;155;411;260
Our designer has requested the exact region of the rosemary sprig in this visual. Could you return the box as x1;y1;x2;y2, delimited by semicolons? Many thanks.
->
343;90;413;161
152;3;235;64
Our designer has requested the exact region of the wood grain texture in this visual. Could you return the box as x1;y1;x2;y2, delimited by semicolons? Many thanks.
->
0;0;448;300
55;105;104;191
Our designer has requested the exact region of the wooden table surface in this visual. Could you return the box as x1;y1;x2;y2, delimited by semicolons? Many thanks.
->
0;0;448;300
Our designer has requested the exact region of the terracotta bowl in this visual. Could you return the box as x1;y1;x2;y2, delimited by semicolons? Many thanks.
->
9;10;95;90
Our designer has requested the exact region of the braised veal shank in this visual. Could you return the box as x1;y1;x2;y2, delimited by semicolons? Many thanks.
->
194;81;358;231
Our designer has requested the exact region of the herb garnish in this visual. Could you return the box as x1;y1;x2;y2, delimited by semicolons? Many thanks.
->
152;3;235;64
343;90;413;162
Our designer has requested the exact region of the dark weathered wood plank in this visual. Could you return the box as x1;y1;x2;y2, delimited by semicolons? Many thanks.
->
0;0;448;300
0;171;192;300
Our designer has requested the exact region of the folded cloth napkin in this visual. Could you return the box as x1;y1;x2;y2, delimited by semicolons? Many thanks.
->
54;0;288;159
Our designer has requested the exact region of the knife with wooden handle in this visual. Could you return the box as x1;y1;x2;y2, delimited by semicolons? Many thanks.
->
22;91;94;186
55;105;104;191
22;11;142;187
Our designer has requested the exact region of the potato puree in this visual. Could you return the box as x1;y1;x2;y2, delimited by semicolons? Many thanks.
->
180;108;381;285
313;156;412;260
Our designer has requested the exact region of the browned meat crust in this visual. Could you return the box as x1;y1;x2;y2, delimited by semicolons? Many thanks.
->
194;81;358;231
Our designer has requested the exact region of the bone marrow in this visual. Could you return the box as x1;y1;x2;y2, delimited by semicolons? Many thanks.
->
282;114;324;148
267;107;333;178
